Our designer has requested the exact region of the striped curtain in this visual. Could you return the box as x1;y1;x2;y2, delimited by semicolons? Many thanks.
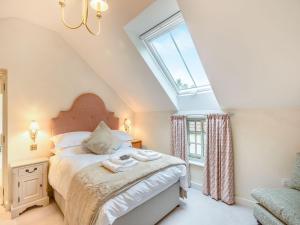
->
171;115;190;186
203;114;235;205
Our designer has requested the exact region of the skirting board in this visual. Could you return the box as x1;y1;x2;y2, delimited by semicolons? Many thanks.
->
235;197;256;208
191;181;202;191
190;181;256;208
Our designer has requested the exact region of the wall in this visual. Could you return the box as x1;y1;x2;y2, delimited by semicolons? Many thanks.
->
134;109;300;205
177;91;220;111
230;108;300;205
134;111;174;155
0;18;133;163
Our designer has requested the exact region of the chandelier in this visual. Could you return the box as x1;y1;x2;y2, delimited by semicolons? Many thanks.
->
59;0;109;35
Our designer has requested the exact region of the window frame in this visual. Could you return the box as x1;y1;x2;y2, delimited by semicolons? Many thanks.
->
140;12;211;96
187;118;206;160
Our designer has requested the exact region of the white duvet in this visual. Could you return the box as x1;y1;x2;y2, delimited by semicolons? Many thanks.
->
48;146;187;225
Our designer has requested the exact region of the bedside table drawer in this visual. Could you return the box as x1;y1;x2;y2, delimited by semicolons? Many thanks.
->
19;164;42;177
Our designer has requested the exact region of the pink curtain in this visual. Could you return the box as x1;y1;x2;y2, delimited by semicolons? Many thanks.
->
203;114;235;205
171;115;190;186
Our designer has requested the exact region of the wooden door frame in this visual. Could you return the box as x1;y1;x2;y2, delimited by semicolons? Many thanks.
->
0;69;8;208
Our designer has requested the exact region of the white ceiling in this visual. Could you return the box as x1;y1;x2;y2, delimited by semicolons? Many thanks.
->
178;0;300;109
0;0;177;112
1;0;300;111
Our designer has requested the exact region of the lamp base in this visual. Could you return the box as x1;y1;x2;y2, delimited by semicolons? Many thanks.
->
30;144;37;151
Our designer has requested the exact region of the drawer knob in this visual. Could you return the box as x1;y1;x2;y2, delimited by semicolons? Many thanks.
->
25;168;37;173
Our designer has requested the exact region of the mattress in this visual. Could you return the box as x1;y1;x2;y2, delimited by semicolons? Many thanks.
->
48;146;187;225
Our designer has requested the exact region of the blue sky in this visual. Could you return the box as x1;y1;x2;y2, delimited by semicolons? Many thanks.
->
151;23;210;91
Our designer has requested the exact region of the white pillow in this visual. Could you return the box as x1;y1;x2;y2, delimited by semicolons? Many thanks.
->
51;131;91;149
111;130;133;142
121;141;133;148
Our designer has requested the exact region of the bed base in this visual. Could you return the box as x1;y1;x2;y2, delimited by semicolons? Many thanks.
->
54;182;180;225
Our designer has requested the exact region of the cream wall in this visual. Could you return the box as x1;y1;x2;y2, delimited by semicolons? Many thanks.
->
230;108;300;204
134;111;174;155
0;18;133;163
134;109;300;204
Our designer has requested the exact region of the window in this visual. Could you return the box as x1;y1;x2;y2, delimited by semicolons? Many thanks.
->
187;118;206;160
141;12;210;95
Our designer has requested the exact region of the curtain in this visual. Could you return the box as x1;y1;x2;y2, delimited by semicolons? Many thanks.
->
171;115;190;186
203;114;235;205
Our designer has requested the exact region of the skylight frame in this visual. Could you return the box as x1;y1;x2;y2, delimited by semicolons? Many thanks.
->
140;12;211;95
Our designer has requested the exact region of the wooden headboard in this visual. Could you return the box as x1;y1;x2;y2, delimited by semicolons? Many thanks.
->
51;93;119;136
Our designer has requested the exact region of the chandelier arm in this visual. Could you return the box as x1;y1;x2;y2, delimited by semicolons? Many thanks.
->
84;6;101;36
85;21;101;36
60;4;84;29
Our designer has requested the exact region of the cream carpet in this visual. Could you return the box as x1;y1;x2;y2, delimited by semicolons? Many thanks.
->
0;188;257;225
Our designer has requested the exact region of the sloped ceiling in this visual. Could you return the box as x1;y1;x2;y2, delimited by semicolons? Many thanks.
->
178;0;300;109
1;0;300;111
0;0;176;112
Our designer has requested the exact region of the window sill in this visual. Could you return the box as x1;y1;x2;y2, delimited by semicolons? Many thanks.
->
189;159;205;167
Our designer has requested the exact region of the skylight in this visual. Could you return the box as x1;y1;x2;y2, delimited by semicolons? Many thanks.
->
141;13;211;95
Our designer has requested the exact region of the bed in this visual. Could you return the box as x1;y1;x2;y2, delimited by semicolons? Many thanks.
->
48;93;187;225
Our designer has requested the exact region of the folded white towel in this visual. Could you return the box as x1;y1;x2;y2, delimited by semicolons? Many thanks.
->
138;150;159;157
131;152;161;162
110;155;135;165
102;159;138;173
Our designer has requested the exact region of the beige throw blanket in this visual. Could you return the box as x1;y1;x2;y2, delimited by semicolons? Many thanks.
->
65;154;186;225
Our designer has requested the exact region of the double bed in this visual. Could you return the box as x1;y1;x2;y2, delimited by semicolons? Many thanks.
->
48;93;187;225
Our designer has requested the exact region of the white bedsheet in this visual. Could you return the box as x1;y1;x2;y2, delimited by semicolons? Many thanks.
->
48;146;187;225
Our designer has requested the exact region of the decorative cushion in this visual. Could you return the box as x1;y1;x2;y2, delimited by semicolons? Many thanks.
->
251;188;300;225
83;122;121;155
287;152;300;191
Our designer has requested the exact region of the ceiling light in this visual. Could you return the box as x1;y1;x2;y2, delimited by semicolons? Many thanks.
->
58;0;109;36
90;0;109;12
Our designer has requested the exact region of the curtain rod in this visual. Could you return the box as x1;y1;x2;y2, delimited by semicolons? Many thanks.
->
174;112;234;117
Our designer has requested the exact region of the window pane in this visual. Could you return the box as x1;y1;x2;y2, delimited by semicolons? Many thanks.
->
189;144;196;154
188;119;206;158
196;134;201;143
170;23;210;87
188;121;195;131
196;144;201;154
189;133;195;143
196;121;201;131
150;33;196;90
203;120;207;132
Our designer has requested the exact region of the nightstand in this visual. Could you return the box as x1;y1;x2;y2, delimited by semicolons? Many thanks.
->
132;139;142;149
10;158;49;218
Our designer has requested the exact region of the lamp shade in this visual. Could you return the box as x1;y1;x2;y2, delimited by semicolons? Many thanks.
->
29;120;39;132
90;0;109;12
